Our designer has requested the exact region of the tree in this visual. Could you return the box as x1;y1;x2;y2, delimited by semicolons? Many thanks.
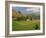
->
26;16;29;19
12;16;14;18
30;16;32;21
18;11;21;14
33;24;40;30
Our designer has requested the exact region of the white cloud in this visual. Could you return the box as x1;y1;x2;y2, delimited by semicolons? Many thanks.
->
26;8;32;11
26;7;40;13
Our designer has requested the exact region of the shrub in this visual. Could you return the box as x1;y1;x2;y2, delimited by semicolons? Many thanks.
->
33;24;40;30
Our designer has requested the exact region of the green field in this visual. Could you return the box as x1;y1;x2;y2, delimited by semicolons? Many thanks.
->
12;20;40;31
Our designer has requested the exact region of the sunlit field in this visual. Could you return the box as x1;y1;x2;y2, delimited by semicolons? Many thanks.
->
12;20;40;31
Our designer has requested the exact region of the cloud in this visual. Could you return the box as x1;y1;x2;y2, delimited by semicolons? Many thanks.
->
26;8;32;11
26;7;40;13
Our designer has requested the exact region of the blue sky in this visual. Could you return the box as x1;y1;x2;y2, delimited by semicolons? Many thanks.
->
12;7;40;14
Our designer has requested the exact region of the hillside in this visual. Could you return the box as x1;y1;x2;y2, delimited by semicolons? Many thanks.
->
12;9;24;18
12;9;40;19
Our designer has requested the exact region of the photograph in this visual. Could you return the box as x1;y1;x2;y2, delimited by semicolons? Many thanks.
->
12;7;40;31
5;1;45;37
9;4;43;34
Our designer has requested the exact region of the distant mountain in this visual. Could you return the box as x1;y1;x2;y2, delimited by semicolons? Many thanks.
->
12;9;23;17
12;9;40;19
24;12;40;19
12;9;25;18
23;12;40;16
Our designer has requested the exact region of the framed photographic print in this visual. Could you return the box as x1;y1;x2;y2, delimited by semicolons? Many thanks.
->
5;1;45;37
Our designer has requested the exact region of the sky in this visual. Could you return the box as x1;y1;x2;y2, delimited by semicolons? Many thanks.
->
12;7;40;15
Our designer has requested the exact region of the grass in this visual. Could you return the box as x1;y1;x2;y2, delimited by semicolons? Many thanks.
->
12;20;40;31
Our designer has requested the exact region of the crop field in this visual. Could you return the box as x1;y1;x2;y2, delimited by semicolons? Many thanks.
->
12;20;40;31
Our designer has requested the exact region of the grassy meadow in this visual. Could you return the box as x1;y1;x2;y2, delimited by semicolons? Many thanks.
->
12;19;40;31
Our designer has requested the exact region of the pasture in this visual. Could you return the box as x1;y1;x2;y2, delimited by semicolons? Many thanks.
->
12;19;40;31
